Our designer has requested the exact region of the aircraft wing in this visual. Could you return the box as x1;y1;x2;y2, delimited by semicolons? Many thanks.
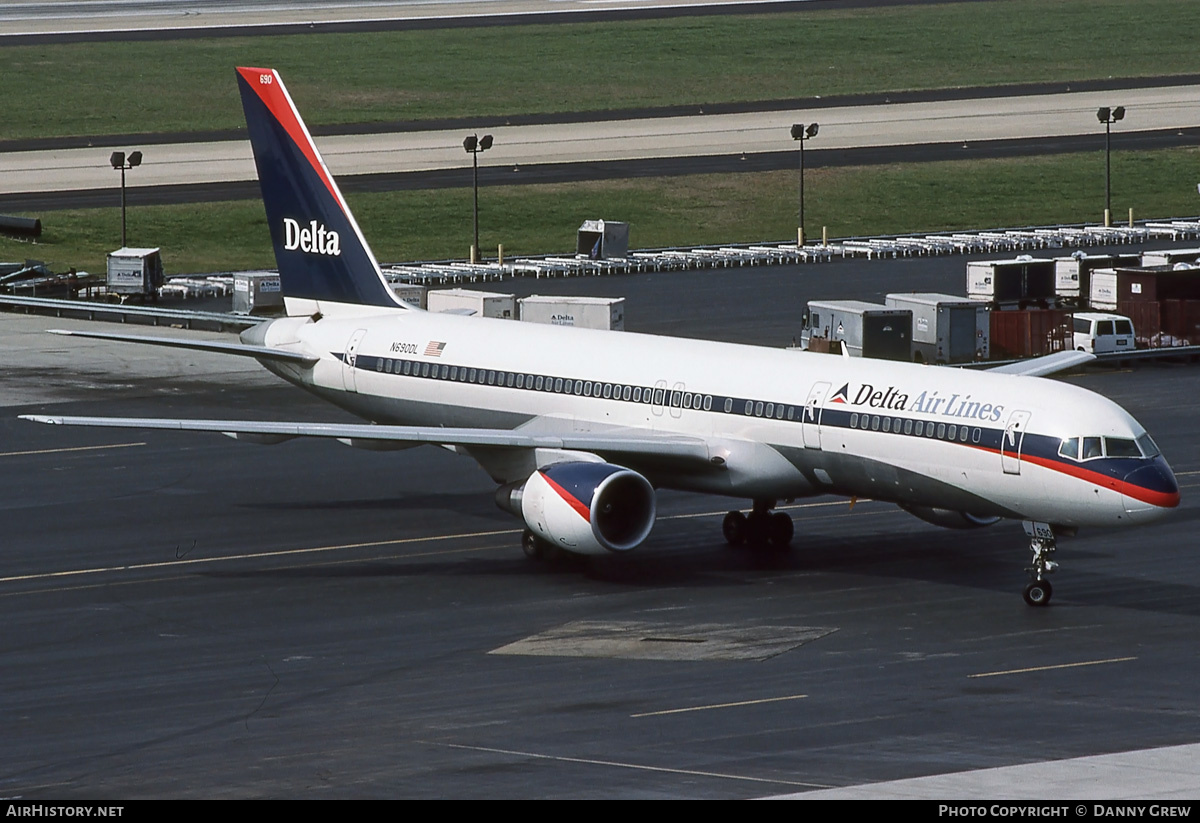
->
18;415;715;465
985;350;1095;377
45;329;319;366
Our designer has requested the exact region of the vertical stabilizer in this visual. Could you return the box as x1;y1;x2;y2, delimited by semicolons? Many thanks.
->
236;67;409;313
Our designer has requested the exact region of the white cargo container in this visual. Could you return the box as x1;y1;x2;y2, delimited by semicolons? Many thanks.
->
106;247;164;297
426;288;515;319
1141;248;1200;267
390;283;427;309
518;295;625;330
884;292;989;363
1055;253;1139;303
1089;268;1120;311
967;257;1055;305
232;272;283;314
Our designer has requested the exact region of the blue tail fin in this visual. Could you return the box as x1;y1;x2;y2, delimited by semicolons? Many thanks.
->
236;67;407;311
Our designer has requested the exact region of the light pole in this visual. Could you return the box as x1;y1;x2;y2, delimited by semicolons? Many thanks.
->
463;133;493;263
1097;106;1124;227
790;123;819;245
110;150;142;248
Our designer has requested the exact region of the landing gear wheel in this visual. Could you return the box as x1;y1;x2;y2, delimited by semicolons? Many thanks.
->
722;511;747;547
768;511;794;548
1022;522;1060;607
1023;579;1053;607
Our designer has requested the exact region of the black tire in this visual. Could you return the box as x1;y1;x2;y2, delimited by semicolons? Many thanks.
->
522;529;544;560
722;511;747;547
744;513;770;547
768;511;794;548
1023;579;1053;607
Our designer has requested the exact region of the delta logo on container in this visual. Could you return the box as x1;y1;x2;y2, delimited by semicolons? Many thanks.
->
283;217;341;256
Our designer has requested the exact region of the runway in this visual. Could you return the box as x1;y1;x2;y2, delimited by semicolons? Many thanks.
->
4;250;1200;798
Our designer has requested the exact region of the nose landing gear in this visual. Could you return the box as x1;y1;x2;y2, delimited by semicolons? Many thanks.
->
1022;521;1059;607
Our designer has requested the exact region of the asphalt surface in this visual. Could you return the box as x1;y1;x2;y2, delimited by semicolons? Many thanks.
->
3;250;1200;798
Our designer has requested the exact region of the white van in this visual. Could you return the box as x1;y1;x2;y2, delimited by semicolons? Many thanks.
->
1073;312;1135;354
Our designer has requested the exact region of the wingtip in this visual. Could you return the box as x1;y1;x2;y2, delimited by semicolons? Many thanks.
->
19;415;59;424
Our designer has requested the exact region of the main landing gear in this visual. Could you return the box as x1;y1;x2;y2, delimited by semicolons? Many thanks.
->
722;499;794;549
522;529;554;560
1022;520;1059;607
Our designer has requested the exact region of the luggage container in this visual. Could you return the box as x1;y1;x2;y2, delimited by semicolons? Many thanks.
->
1092;265;1200;313
1141;248;1200;267
989;309;1071;359
519;295;625;330
106;247;164;298
885;292;989;363
800;300;912;361
232;272;283;315
390;283;427;309
426;288;515;319
576;220;629;259
967;257;1055;306
1055;253;1139;305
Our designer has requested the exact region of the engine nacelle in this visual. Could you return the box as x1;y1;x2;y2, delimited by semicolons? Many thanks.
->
502;462;656;556
899;504;1001;530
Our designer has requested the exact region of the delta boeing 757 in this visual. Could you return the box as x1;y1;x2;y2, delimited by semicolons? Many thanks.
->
22;67;1180;607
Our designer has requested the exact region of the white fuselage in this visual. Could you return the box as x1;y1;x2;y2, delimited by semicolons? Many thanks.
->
254;306;1177;530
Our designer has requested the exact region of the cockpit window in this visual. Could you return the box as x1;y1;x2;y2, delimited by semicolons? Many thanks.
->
1082;437;1103;460
1105;437;1141;458
1058;438;1079;460
1136;432;1161;458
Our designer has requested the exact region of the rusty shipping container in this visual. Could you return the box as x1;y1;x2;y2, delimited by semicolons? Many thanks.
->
990;309;1072;359
1161;299;1200;345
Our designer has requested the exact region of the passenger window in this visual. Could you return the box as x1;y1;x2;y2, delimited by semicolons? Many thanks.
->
724;398;733;413
1073;318;1089;334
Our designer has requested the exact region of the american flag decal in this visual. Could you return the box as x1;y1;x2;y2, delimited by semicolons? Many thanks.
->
424;341;447;357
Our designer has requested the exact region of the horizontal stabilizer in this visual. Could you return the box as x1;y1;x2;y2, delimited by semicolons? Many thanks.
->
46;329;318;366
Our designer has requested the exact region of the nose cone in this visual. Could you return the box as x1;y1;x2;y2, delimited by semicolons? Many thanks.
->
1122;457;1180;520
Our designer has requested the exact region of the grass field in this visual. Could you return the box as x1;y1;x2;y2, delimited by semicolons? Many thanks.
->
8;147;1197;275
1;0;1196;141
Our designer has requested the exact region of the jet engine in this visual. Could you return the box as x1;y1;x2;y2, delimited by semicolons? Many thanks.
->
497;462;656;556
899;504;1001;529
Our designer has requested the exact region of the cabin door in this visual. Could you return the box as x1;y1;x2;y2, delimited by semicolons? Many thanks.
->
342;328;368;393
1001;409;1031;474
802;381;831;449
